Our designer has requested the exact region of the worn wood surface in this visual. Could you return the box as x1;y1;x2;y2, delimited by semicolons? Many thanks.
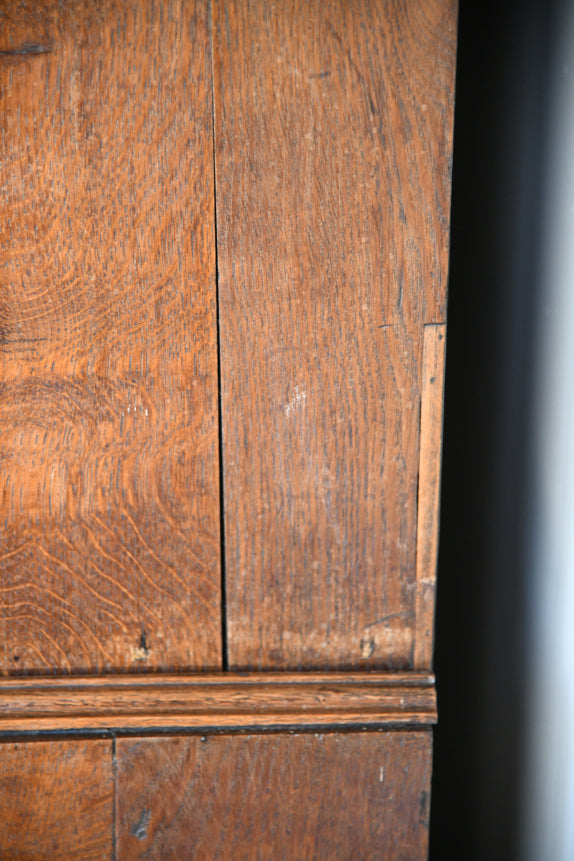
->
214;0;457;670
117;731;432;860
0;738;113;859
0;0;221;673
0;671;436;733
415;324;447;668
0;3;455;855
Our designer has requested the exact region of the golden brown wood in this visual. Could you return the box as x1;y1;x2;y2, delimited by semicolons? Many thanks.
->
214;0;457;670
415;324;447;668
117;731;432;860
0;0;221;673
0;738;113;860
0;3;456;855
0;671;436;733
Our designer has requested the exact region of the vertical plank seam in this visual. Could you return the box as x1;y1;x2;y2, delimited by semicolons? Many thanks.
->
210;0;228;671
414;323;447;669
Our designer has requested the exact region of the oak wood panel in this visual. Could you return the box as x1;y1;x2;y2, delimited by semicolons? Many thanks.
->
117;731;432;860
0;738;113;859
0;0;221;672
214;0;457;670
415;324;446;668
0;671;436;733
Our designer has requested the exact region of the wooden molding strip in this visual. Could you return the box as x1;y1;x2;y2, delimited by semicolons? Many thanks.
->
0;672;436;734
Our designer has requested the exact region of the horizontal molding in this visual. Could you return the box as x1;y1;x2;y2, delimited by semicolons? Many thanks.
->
0;672;436;735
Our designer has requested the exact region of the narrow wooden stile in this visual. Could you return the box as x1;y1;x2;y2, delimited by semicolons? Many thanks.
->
415;324;447;668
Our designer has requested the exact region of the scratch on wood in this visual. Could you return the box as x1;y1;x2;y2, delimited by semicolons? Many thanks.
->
130;809;151;841
0;44;53;56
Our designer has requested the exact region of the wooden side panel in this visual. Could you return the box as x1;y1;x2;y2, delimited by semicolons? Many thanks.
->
0;1;221;672
0;739;113;860
214;0;457;669
117;731;432;860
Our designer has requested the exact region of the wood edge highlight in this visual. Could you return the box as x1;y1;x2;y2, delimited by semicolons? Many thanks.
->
0;672;437;734
415;323;447;669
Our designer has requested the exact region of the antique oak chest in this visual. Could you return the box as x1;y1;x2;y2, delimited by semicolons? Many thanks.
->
0;1;456;856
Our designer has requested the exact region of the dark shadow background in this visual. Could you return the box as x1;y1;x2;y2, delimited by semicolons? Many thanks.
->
430;1;556;858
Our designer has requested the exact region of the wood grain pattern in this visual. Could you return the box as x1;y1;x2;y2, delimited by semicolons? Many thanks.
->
117;731;432;860
0;738;113;859
0;671;436;733
214;0;457;670
0;0;221;672
415;324;446;668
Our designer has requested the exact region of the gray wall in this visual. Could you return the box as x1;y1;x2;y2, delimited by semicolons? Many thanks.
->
430;1;567;858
